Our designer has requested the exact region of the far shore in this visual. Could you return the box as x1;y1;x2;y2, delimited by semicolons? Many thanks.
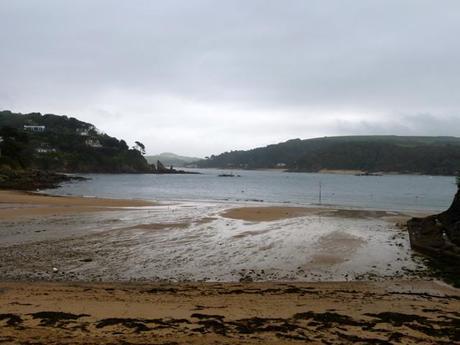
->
193;167;456;177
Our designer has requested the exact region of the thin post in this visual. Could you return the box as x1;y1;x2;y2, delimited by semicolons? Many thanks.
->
319;181;322;205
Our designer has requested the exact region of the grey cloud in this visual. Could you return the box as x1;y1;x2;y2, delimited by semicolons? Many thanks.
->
1;1;459;155
335;114;460;137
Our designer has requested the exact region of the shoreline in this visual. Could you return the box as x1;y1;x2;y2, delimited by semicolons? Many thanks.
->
3;188;421;221
195;167;457;177
0;189;430;283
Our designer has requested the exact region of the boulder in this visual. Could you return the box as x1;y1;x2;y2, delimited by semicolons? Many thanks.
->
407;188;460;259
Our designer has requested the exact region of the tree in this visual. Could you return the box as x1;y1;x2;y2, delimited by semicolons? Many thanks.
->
134;141;145;155
0;126;31;168
119;140;128;150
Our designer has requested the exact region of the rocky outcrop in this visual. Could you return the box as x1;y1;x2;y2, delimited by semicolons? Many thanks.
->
407;188;460;259
156;160;170;173
0;168;87;190
150;160;198;174
439;189;460;246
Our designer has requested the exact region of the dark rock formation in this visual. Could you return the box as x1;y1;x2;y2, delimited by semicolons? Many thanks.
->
439;189;460;247
0;168;88;190
157;160;168;172
407;187;460;259
151;160;198;174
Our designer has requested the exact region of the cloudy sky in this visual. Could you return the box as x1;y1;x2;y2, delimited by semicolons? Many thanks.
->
1;1;459;156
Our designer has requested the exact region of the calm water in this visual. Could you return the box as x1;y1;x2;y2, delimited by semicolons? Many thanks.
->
48;169;456;212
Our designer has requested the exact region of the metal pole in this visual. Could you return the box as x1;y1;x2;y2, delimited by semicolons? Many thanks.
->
319;181;322;205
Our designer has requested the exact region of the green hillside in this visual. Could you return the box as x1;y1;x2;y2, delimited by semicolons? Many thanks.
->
145;152;202;167
197;136;460;175
0;110;151;173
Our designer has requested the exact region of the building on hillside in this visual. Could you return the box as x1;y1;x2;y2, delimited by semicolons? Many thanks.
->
24;125;46;132
85;138;103;148
35;147;56;154
77;125;96;136
76;128;89;136
0;136;3;157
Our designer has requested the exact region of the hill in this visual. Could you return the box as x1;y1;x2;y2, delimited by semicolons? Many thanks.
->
0;110;151;173
145;152;202;167
197;136;460;175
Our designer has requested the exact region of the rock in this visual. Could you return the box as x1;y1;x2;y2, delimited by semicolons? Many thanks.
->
407;187;460;260
151;160;198;175
239;275;253;283
0;167;88;190
157;160;168;172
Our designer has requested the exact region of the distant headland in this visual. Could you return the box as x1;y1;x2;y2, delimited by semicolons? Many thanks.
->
0;110;196;190
197;135;460;175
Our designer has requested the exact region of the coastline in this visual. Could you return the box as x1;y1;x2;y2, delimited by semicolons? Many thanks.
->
196;166;457;177
0;190;430;282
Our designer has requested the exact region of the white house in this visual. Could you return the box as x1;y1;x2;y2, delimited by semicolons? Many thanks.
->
36;147;56;154
76;128;89;136
24;125;46;132
85;138;102;148
76;125;96;136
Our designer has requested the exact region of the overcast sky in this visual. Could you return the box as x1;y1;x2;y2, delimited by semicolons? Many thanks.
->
1;1;459;156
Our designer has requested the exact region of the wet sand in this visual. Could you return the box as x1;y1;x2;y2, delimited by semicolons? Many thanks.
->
221;205;415;222
0;279;459;344
222;206;322;221
0;191;430;282
0;190;155;219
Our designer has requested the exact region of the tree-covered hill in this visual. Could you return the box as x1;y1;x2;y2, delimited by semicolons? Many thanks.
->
145;152;202;167
197;136;460;175
0;110;151;173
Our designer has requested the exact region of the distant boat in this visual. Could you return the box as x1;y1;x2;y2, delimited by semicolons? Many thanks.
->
355;172;383;176
218;173;241;177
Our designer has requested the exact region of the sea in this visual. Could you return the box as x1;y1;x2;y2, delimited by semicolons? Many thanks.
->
46;169;457;212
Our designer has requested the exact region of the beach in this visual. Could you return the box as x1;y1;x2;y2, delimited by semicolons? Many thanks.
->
0;190;428;282
1;280;459;344
3;1;460;343
0;190;154;220
1;190;459;343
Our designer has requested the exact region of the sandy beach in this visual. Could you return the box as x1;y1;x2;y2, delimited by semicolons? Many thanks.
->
0;190;155;220
0;191;427;282
1;190;458;343
1;280;459;344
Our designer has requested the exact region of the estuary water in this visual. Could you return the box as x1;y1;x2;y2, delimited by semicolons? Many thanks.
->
47;169;456;212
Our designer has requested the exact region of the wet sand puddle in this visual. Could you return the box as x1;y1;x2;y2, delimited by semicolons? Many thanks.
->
0;201;427;282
